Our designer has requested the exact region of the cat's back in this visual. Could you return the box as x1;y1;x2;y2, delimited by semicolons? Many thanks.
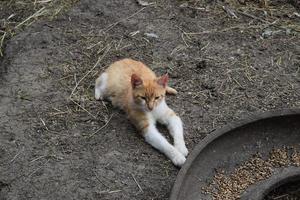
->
106;58;155;79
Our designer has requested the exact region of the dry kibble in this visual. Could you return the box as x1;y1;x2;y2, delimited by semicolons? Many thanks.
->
203;148;300;200
268;148;290;167
291;150;300;167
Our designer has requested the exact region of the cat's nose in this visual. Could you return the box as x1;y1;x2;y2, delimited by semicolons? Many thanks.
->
147;104;154;110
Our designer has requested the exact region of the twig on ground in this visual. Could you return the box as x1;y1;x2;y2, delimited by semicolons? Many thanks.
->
222;5;238;18
87;114;114;138
237;10;271;24
237;10;300;33
99;190;122;194
101;100;109;113
200;42;210;51
181;33;189;47
27;160;50;179
131;174;143;193
0;32;6;57
49;107;70;116
40;118;49;130
136;0;154;6
9;147;25;163
49;111;70;116
30;155;47;163
94;171;110;189
102;7;146;33
70;98;96;119
273;194;288;200
15;7;47;29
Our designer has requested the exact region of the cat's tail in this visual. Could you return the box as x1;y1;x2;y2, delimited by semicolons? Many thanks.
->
166;86;177;95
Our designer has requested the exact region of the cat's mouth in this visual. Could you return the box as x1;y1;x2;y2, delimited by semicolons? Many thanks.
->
143;105;155;112
144;107;152;112
147;106;154;111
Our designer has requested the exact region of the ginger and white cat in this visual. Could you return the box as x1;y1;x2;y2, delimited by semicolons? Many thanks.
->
95;58;188;167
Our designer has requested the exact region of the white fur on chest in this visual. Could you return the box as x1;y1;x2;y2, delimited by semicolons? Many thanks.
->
148;100;170;124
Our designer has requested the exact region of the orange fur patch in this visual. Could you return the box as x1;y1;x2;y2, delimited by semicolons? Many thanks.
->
102;58;168;132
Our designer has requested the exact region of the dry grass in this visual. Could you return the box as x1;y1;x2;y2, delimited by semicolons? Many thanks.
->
181;0;300;34
0;0;79;56
42;30;134;139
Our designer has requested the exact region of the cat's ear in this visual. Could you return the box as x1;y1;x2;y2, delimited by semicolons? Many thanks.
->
157;74;169;87
131;74;143;88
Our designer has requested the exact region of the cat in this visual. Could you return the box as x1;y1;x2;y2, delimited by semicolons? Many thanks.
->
95;58;188;167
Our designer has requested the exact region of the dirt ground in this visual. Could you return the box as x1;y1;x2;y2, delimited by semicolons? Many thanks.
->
0;0;299;199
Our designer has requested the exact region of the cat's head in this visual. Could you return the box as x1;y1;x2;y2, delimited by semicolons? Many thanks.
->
131;74;168;111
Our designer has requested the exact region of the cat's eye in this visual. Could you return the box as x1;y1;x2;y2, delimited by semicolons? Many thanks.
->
140;96;146;100
155;96;160;100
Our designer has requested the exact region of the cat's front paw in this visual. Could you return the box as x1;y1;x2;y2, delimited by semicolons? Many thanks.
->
171;151;186;167
175;143;189;157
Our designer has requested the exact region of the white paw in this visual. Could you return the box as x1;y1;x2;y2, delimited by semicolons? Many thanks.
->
95;89;102;100
175;143;189;157
174;141;189;157
170;150;186;167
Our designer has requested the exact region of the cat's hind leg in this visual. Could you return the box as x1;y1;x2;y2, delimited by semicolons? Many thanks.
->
95;72;108;100
166;86;177;95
